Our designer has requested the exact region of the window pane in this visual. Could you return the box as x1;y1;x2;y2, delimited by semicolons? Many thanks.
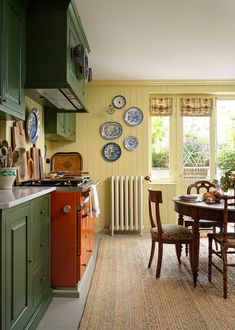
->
151;116;170;179
216;100;235;177
183;117;210;179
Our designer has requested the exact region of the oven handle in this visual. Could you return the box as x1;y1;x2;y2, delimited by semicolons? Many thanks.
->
77;196;90;211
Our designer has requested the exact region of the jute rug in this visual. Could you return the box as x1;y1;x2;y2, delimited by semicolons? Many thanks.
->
79;236;235;330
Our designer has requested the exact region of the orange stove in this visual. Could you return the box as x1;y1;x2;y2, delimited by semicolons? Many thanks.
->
51;189;94;288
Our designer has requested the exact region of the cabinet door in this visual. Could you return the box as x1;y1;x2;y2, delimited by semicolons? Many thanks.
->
67;8;85;105
0;0;26;120
64;113;76;141
4;204;32;330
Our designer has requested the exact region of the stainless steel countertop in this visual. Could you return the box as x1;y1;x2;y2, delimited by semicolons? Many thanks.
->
0;186;56;209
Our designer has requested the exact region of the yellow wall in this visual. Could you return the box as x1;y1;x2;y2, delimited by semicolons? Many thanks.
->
47;80;235;232
1;81;235;233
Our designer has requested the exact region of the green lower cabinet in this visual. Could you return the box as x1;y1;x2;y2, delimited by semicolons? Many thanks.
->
4;204;33;330
0;194;52;330
45;111;76;141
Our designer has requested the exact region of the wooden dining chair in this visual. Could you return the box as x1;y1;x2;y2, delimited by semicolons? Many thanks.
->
208;195;235;298
148;189;194;280
184;180;222;253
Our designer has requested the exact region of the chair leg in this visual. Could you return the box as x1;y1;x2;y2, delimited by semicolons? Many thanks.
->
156;243;163;278
185;244;189;257
175;243;182;264
213;227;218;250
208;236;212;282
148;239;156;268
222;247;228;299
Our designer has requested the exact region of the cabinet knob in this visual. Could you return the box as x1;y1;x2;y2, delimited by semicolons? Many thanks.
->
82;263;87;267
28;259;33;263
40;277;45;282
40;242;45;247
40;209;45;214
63;205;71;213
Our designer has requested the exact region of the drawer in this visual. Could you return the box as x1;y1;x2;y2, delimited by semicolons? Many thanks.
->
33;260;50;307
78;216;89;254
32;195;50;233
77;250;90;281
33;224;50;270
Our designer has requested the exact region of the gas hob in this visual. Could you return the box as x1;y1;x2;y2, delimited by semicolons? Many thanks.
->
20;176;93;191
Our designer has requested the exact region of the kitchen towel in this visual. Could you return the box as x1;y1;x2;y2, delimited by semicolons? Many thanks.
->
90;184;100;218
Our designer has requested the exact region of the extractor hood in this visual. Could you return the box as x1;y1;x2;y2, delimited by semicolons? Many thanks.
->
25;0;91;113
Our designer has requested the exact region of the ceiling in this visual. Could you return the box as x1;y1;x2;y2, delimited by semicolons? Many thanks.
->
76;0;235;81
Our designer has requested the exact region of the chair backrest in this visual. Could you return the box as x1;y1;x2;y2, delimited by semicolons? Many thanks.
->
187;180;215;194
148;189;163;233
222;195;235;239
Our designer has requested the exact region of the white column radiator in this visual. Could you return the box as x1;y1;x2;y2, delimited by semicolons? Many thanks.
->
111;176;143;235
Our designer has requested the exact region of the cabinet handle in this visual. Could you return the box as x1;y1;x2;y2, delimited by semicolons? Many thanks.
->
40;277;45;282
63;205;71;213
0;96;6;103
28;259;33;263
40;242;45;247
82;263;87;267
40;209;45;214
86;249;93;253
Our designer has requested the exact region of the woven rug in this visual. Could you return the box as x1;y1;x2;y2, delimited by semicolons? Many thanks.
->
79;236;235;330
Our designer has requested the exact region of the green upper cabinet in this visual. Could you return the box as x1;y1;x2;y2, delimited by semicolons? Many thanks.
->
25;0;90;113
45;111;76;142
0;0;26;120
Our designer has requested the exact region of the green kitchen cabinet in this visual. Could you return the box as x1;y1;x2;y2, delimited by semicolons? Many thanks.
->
0;194;52;330
0;0;26;120
45;111;76;142
25;0;90;112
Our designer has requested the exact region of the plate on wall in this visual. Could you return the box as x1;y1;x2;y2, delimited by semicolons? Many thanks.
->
26;108;40;144
102;142;121;161
100;122;122;139
124;136;139;150
112;95;126;109
123;107;143;126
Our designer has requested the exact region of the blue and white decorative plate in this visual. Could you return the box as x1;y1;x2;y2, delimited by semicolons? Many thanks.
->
100;122;122;139
26;108;40;144
124;136;139;151
123;107;143;126
102;142;121;161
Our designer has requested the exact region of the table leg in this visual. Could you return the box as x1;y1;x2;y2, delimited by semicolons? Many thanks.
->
191;217;200;287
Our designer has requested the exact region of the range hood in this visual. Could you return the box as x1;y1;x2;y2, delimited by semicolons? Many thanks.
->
25;0;91;113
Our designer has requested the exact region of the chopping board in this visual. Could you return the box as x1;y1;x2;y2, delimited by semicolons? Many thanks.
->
26;151;34;180
12;121;28;182
30;146;40;180
38;148;45;179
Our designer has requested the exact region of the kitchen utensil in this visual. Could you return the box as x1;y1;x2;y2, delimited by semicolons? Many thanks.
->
7;147;13;167
12;148;25;167
0;146;8;167
12;121;28;182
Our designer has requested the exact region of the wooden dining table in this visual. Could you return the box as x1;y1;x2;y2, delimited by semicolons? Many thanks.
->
173;197;235;287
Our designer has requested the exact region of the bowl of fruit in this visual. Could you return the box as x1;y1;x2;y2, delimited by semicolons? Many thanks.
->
203;189;224;204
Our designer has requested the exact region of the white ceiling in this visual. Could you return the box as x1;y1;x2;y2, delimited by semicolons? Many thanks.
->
76;0;235;81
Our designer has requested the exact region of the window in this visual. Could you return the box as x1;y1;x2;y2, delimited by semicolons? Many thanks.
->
216;100;235;177
150;97;173;180
151;96;235;181
151;116;170;179
183;116;210;179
